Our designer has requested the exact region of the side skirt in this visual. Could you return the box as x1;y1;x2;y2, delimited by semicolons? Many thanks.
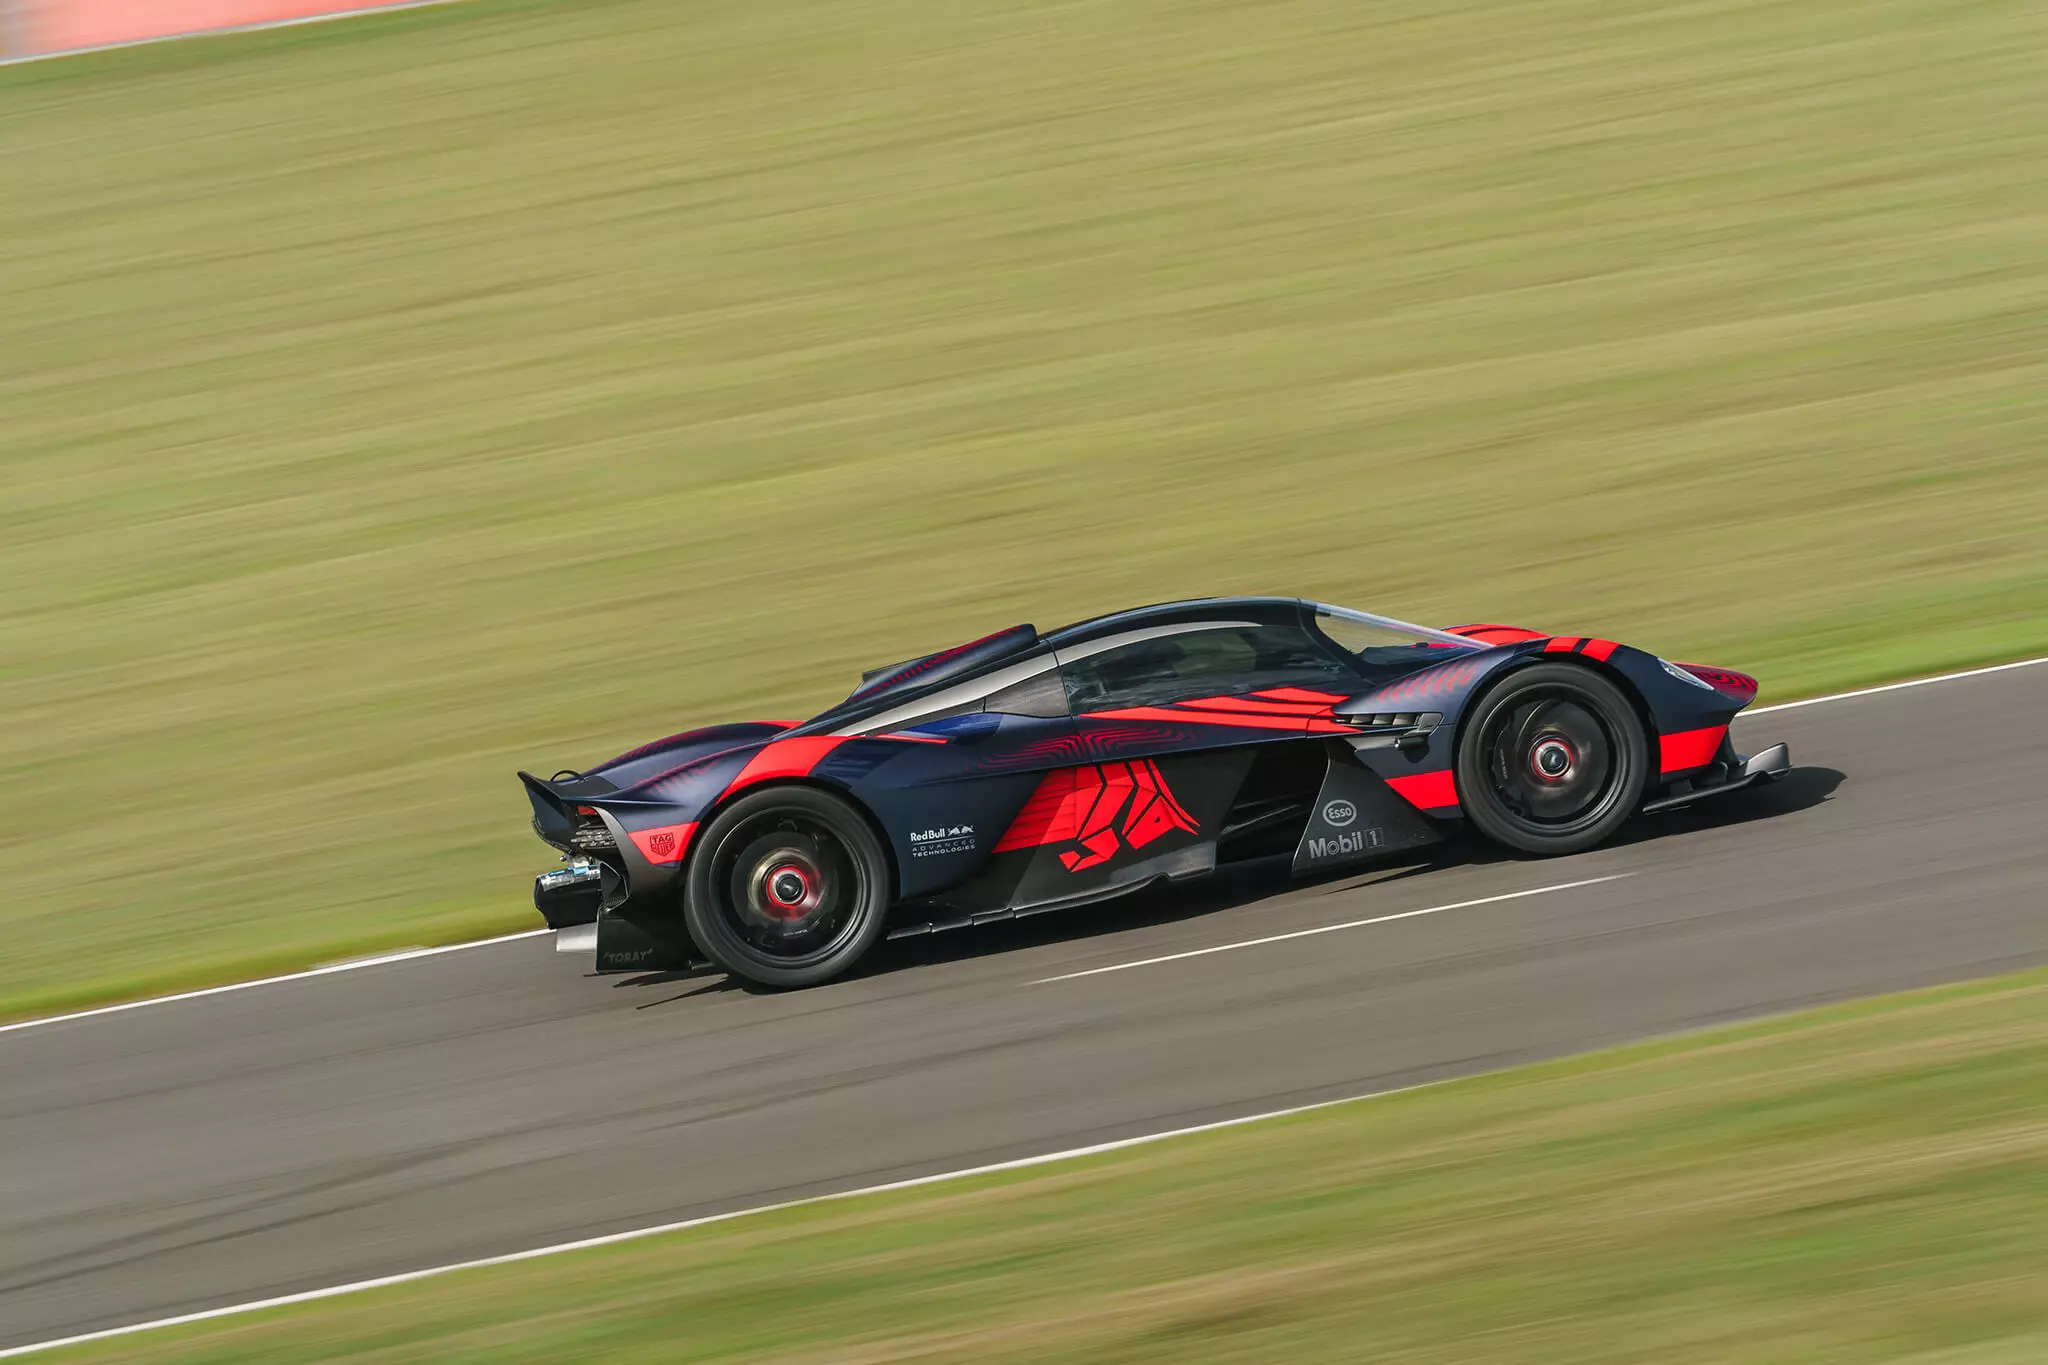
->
888;843;1217;940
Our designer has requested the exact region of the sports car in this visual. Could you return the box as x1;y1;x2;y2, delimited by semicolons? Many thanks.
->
520;598;1788;988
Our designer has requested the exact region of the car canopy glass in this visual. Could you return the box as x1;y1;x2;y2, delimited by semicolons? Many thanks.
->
1310;603;1485;671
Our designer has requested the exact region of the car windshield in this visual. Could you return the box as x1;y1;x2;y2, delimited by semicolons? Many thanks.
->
1310;603;1484;673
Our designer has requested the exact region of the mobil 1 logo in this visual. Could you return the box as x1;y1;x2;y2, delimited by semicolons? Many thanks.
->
1304;824;1383;862
1297;792;1385;866
1291;763;1407;874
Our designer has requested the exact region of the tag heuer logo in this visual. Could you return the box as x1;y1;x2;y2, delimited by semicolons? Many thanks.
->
647;830;676;857
1322;799;1357;827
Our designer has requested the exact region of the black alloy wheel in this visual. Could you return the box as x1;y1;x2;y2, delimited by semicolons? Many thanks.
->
684;786;893;988
1454;663;1649;855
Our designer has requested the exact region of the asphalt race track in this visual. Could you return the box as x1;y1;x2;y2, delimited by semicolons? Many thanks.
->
5;664;2047;1348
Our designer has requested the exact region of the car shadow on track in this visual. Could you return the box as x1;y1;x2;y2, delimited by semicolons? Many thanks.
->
1618;762;1845;846
610;971;744;1006
614;765;1847;1002
874;764;1849;979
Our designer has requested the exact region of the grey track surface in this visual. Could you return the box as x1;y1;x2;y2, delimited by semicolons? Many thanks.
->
6;666;2047;1346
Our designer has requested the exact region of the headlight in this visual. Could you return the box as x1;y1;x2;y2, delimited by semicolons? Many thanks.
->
1659;658;1716;690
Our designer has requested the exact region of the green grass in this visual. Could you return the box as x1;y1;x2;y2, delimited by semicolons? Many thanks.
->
3;0;2046;1018
38;967;2048;1363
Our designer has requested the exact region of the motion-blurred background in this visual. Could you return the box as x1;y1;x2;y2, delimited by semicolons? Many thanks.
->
3;0;2044;1019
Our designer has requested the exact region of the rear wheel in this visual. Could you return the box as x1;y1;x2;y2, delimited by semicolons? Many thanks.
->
684;786;892;988
1455;663;1648;855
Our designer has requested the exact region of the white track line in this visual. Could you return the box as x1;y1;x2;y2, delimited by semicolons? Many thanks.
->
0;1087;1407;1360
1742;654;2047;716
5;653;2040;1038
0;930;550;1037
1031;875;1630;984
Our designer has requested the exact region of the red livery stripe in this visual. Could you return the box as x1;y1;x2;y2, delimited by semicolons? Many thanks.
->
1544;637;1583;653
993;760;1199;864
1088;705;1355;734
1385;769;1459;811
725;735;849;794
628;821;698;865
1177;696;1334;715
993;769;1084;852
1673;664;1759;701
1253;687;1349;704
1447;624;1548;645
1580;638;1620;662
1658;725;1727;773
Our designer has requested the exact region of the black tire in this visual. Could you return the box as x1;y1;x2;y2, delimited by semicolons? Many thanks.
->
1454;663;1649;855
683;786;893;989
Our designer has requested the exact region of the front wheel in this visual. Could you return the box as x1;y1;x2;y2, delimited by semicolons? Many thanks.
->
684;786;893;988
1454;663;1648;855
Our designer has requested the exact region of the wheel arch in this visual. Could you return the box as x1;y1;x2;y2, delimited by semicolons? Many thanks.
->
1453;654;1659;790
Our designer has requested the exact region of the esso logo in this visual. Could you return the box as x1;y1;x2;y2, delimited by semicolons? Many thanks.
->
1323;799;1357;827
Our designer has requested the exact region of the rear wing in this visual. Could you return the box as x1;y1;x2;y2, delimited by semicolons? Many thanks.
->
519;770;674;827
518;771;581;847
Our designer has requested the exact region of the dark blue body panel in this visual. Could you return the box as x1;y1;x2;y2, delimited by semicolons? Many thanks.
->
519;598;1774;962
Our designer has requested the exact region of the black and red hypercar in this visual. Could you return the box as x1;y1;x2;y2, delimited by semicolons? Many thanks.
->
521;598;1787;988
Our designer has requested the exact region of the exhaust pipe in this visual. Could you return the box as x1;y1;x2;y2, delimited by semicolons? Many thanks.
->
533;860;608;929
